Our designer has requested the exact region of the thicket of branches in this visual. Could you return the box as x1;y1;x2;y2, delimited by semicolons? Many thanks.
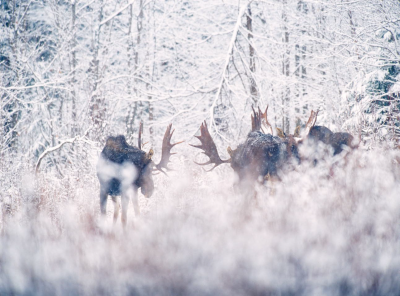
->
1;0;400;176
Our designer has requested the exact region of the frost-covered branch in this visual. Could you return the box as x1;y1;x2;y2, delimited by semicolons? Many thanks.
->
35;130;92;173
209;3;248;140
100;0;136;26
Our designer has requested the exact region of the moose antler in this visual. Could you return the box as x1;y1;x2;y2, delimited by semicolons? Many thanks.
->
190;121;230;171
251;106;262;132
155;124;183;173
138;121;143;149
251;106;273;135
303;109;319;137
259;106;273;135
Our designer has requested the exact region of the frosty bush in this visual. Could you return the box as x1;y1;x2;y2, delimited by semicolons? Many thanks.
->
1;149;400;295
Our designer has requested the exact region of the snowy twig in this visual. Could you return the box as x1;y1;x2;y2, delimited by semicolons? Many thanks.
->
100;0;136;26
35;129;92;174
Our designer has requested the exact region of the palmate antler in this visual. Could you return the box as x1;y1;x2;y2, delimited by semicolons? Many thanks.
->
155;123;184;173
190;121;230;171
251;106;273;135
251;106;262;132
302;109;319;137
138;121;143;149
259;106;274;135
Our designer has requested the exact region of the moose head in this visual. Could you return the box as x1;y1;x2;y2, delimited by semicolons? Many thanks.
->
275;110;319;161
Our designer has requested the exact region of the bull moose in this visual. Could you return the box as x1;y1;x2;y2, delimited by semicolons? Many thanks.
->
276;111;357;157
190;107;318;187
308;127;357;156
97;123;182;226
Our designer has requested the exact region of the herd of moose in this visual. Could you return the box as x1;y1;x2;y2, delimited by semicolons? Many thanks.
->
97;108;357;226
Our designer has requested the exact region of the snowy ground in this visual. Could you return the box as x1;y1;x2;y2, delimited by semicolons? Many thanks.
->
1;148;400;295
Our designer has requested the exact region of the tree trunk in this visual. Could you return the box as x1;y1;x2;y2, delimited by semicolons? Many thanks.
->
126;0;144;139
89;0;104;140
247;5;258;106
282;0;290;134
70;0;77;136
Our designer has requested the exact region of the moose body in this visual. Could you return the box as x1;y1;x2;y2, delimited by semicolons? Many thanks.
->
308;126;355;155
191;108;309;187
99;135;154;196
97;135;153;225
229;131;293;183
97;124;181;226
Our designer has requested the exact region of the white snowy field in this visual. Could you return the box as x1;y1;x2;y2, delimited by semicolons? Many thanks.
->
1;148;400;295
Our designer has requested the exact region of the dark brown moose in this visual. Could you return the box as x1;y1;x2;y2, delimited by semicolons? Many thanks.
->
97;123;182;226
190;108;317;187
276;111;357;157
308;127;357;156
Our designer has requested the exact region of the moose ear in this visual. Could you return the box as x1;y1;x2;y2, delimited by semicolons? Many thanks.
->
293;126;301;137
146;148;154;160
276;127;285;138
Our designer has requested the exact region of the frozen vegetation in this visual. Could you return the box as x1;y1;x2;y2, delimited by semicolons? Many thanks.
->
1;146;400;295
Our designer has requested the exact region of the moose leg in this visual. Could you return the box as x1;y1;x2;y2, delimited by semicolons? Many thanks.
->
132;188;140;216
111;196;120;223
121;191;130;227
99;184;108;216
264;173;278;196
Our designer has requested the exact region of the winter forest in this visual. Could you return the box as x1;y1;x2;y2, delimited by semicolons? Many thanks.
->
1;0;400;294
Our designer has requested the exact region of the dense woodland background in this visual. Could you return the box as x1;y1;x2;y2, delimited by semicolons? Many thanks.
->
1;0;400;294
2;0;400;169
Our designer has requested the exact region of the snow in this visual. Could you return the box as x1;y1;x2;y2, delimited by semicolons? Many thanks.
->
2;148;400;294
